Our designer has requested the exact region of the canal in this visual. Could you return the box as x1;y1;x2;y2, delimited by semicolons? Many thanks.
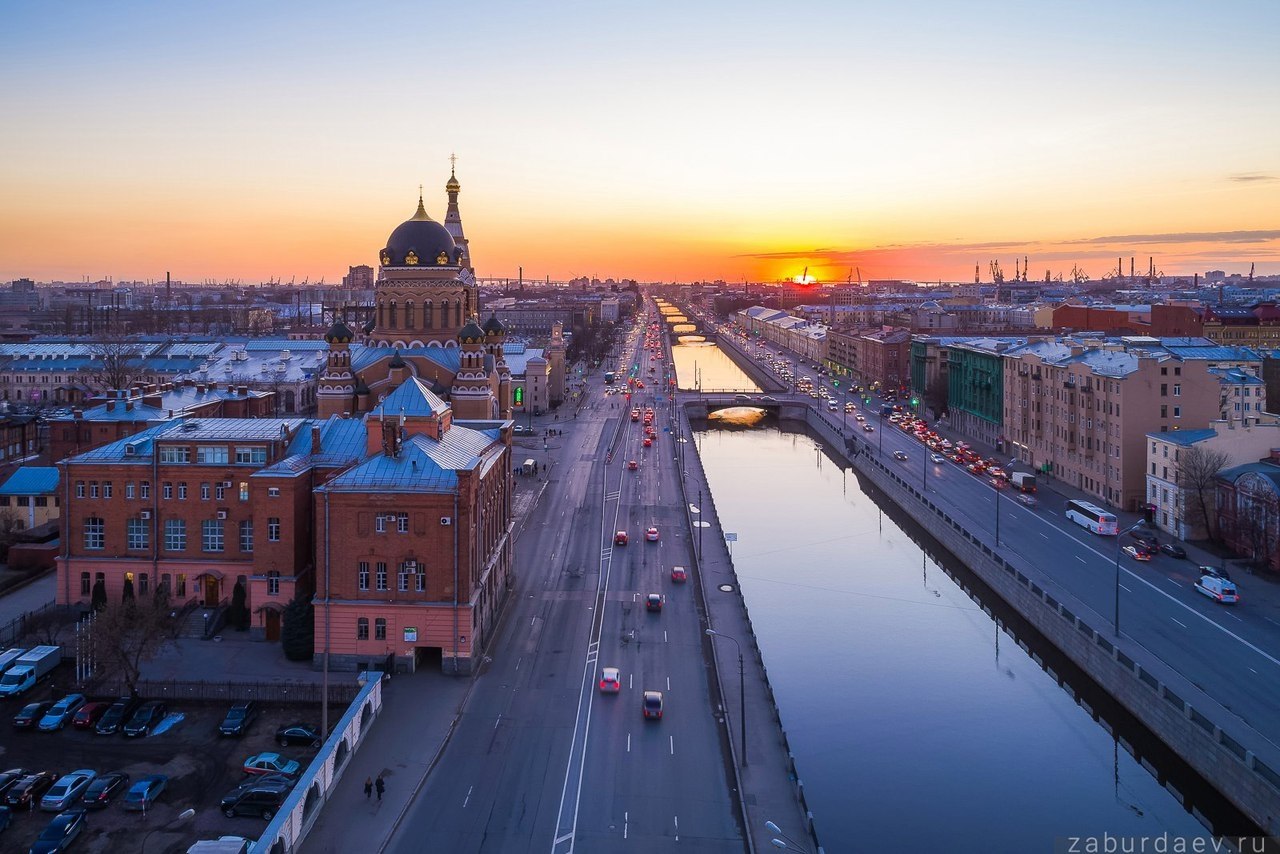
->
692;419;1220;852
671;335;760;393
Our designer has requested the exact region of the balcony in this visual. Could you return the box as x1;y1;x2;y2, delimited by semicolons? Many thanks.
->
1063;380;1076;389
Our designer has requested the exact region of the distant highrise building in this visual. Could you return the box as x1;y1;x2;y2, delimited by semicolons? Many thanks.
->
343;265;375;289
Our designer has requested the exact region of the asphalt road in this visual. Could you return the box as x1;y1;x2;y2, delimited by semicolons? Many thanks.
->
729;328;1280;749
387;315;740;853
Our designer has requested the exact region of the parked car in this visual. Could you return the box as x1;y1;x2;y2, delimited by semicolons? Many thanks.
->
642;691;664;721
0;769;28;801
38;695;87;732
12;702;53;730
0;804;8;835
598;667;621;694
122;775;167;811
1159;543;1188;559
6;772;57;809
243;753;300;777
28;808;86;854
71;702;110;730
275;724;323;749
80;772;129;809
122;701;167;738
219;702;259;737
41;770;96;812
95;697;141;735
220;780;292;820
1128;531;1160;551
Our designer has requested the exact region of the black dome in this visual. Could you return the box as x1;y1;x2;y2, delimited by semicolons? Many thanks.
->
381;198;460;268
482;313;506;335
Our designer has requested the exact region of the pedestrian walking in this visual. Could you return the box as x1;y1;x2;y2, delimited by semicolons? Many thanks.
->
375;774;385;802
364;777;372;800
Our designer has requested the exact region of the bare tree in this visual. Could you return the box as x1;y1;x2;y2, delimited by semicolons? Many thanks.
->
82;338;145;394
87;595;176;697
1177;445;1231;540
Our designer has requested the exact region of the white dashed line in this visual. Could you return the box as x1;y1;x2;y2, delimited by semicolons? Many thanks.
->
1119;584;1132;593
1171;617;1188;629
626;733;631;753
669;735;675;755
463;785;473;808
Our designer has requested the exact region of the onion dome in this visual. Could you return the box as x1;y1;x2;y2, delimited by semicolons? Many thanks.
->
458;318;486;344
482;313;506;336
388;348;406;369
324;319;355;344
380;193;460;267
362;317;377;334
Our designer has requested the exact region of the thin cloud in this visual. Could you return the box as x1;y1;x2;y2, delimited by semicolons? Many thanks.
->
1064;230;1280;246
1228;173;1278;183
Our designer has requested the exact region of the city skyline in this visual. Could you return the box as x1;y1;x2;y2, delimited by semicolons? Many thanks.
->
2;0;1277;285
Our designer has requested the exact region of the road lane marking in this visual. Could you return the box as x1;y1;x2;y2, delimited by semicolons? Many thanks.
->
664;630;668;643
666;676;671;691
625;812;628;840
1076;556;1086;563
516;657;522;671
1120;584;1132;593
495;714;502;729
463;785;473;808
1172;618;1188;629
1165;578;1181;587
627;733;630;753
674;815;679;842
670;735;675;755
629;672;633;690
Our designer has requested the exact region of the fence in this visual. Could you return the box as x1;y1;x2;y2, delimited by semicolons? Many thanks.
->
91;678;360;705
0;601;58;648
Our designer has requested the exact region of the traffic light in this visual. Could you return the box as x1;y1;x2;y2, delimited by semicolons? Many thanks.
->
911;396;919;407
833;380;840;388
514;387;524;407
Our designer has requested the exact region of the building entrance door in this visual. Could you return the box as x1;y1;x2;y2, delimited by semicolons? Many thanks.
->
203;575;220;606
264;610;281;642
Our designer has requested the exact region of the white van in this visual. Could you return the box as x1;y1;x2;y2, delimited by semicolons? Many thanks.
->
1195;569;1239;604
521;459;537;476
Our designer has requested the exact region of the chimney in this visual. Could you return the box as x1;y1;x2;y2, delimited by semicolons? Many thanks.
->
125;400;133;412
73;408;83;420
239;385;248;396
311;424;322;454
196;384;205;394
106;400;115;412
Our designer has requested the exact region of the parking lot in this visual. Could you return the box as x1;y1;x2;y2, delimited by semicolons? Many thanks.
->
1;688;324;853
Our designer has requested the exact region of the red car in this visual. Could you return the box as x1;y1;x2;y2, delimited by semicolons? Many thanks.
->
72;702;111;730
670;566;688;583
627;460;638;471
643;437;652;447
615;531;628;546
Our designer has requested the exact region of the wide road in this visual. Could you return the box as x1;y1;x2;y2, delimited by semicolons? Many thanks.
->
723;324;1280;751
387;311;740;853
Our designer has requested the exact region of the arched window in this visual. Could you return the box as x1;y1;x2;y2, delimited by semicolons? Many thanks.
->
405;301;415;329
425;301;433;329
377;301;385;328
455;300;463;326
389;301;398;328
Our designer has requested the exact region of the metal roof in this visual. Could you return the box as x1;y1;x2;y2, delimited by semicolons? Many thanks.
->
350;345;461;373
61;423;175;464
0;467;59;495
369;378;450;419
153;418;307;443
1145;429;1218;446
321;425;501;492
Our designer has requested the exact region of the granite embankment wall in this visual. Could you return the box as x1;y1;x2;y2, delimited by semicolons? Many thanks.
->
800;407;1280;837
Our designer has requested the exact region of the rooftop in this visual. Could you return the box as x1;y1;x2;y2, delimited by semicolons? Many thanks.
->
0;466;59;495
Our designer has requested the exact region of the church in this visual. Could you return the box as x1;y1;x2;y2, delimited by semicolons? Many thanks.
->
317;166;521;421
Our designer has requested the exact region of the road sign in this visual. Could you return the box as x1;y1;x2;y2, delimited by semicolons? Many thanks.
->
725;532;738;542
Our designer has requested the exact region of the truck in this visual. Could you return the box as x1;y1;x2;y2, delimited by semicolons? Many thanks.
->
0;645;61;698
0;647;27;677
880;404;894;417
1011;472;1037;493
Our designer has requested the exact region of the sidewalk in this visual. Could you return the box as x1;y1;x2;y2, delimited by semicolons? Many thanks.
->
0;570;55;625
302;671;471;854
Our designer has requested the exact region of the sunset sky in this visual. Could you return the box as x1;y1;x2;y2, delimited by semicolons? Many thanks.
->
2;0;1277;285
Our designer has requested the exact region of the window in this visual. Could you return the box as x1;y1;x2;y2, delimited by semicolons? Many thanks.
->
240;482;250;501
163;482;173;500
126;482;135;500
201;483;211;500
215;484;226;501
236;446;267;465
139;573;149;596
16;496;28;506
161;573;171;595
358;561;370;591
1160;367;1168;376
397;513;409;533
1162;446;1168;458
268;517;280;541
196;446;229;464
83;516;105;550
177;482;188;500
202;519;225;552
1162;466;1168;479
267;487;279;498
1173;384;1181;397
375;618;387;640
1173;406;1181;418
376;562;388;591
239;520;254;552
89;481;99;499
399;563;411;591
103;482;113;499
165;519;186;551
1160;405;1167;418
140;481;151;499
75;481;85;499
267;571;280;596
80;572;91;596
159;446;190;464
127;518;150;550
375;515;386;533
416;565;426;592
1160;384;1167;397
176;573;187;597
357;618;369;640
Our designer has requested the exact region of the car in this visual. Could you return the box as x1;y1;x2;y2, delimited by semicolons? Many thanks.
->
598;667;621;693
1195;569;1240;604
6;772;57;809
614;531;628;546
122;775;167;811
1122;545;1152;562
892;451;908;461
1017;493;1039;508
645;593;663;612
221;780;292;820
71;702;110;730
122;701;167;737
0;769;29;801
627;459;638;471
670;565;687;583
1159;543;1188;560
13;702;53;730
930;453;947;464
645;526;659;542
642;437;652;447
990;477;1008;489
41;770;96;812
80;772;129;809
219;701;259;737
275;724;323;748
28;808;86;854
243;753;301;777
94;697;140;735
38;695;86;732
642;691;664;720
863;425;874;433
1127;531;1160;551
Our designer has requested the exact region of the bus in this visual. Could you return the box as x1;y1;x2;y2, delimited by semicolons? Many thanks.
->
604;371;616;385
1064;499;1119;535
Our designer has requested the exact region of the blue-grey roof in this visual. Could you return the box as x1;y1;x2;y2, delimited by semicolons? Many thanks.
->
1217;461;1280;490
1146;429;1218;446
0;467;59;495
351;345;461;373
153;418;307;443
370;378;449;419
1211;367;1265;385
256;416;370;476
321;426;500;492
60;402;164;423
1162;344;1262;362
61;423;175;464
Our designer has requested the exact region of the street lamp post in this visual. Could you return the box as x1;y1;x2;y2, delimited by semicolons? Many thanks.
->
765;820;810;853
706;629;746;766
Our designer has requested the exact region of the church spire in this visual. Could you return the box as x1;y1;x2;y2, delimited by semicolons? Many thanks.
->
443;155;471;271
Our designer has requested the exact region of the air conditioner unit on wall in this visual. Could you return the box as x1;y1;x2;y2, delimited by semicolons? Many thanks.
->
140;510;151;520
440;516;452;526
216;510;228;519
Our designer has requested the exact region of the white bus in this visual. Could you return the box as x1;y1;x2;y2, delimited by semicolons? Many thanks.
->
1064;499;1119;535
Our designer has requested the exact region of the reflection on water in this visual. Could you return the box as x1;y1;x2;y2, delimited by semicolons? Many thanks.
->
695;424;1211;852
672;323;697;334
706;406;767;426
678;335;705;344
672;341;760;392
